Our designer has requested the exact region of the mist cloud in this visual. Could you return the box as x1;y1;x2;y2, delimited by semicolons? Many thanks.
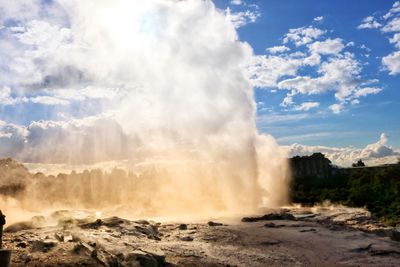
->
0;0;290;216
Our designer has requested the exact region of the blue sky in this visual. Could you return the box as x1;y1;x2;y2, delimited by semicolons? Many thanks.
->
216;0;400;148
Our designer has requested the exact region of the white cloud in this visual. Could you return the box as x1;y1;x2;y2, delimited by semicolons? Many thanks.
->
250;23;381;113
248;54;303;88
389;33;400;48
313;16;324;22
383;1;400;20
277;53;375;106
266;45;290;54
354;87;382;97
0;0;41;24
382;51;400;74
283;133;400;167
0;87;19;106
357;16;382;29
382;17;400;33
329;103;343;114
308;38;345;55
294;102;320;111
359;3;400;75
225;7;260;28
283;26;326;46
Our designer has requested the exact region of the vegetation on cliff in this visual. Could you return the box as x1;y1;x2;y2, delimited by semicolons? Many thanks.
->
291;160;400;226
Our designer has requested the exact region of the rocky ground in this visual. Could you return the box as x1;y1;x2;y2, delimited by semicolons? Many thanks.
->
3;206;400;266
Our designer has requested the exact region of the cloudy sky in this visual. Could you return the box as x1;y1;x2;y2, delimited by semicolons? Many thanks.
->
0;0;399;167
215;0;400;165
215;0;400;147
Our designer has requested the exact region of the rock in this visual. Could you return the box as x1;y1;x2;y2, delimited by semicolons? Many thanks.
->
54;232;64;242
16;242;27;248
31;240;57;253
94;248;119;267
134;225;160;240
260;241;281;246
349;243;373;253
369;249;400;256
178;224;187;230
73;242;96;256
391;228;400;241
208;221;223;227
141;249;166;265
125;250;161;267
135;220;150;225
242;212;296;222
64;234;74;242
180;236;193;242
19;253;32;263
299;228;317;233
80;219;103;229
4;221;34;233
264;223;284;228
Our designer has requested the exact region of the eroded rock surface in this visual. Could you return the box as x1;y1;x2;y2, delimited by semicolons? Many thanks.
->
3;207;400;266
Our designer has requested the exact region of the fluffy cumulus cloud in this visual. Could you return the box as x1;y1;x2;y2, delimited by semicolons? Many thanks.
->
284;133;400;167
357;16;382;29
382;51;400;74
267;45;290;54
249;22;381;113
283;26;326;46
225;5;260;28
358;1;400;74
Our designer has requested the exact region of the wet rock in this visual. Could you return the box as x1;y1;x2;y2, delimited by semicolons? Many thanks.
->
31;240;57;253
208;221;223;227
242;212;296;222
179;224;188;230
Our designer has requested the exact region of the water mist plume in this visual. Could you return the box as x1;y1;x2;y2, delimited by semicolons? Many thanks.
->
0;0;290;223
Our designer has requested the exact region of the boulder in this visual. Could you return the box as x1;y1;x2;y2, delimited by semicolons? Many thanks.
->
178;224;187;230
208;221;223;227
242;212;296;222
